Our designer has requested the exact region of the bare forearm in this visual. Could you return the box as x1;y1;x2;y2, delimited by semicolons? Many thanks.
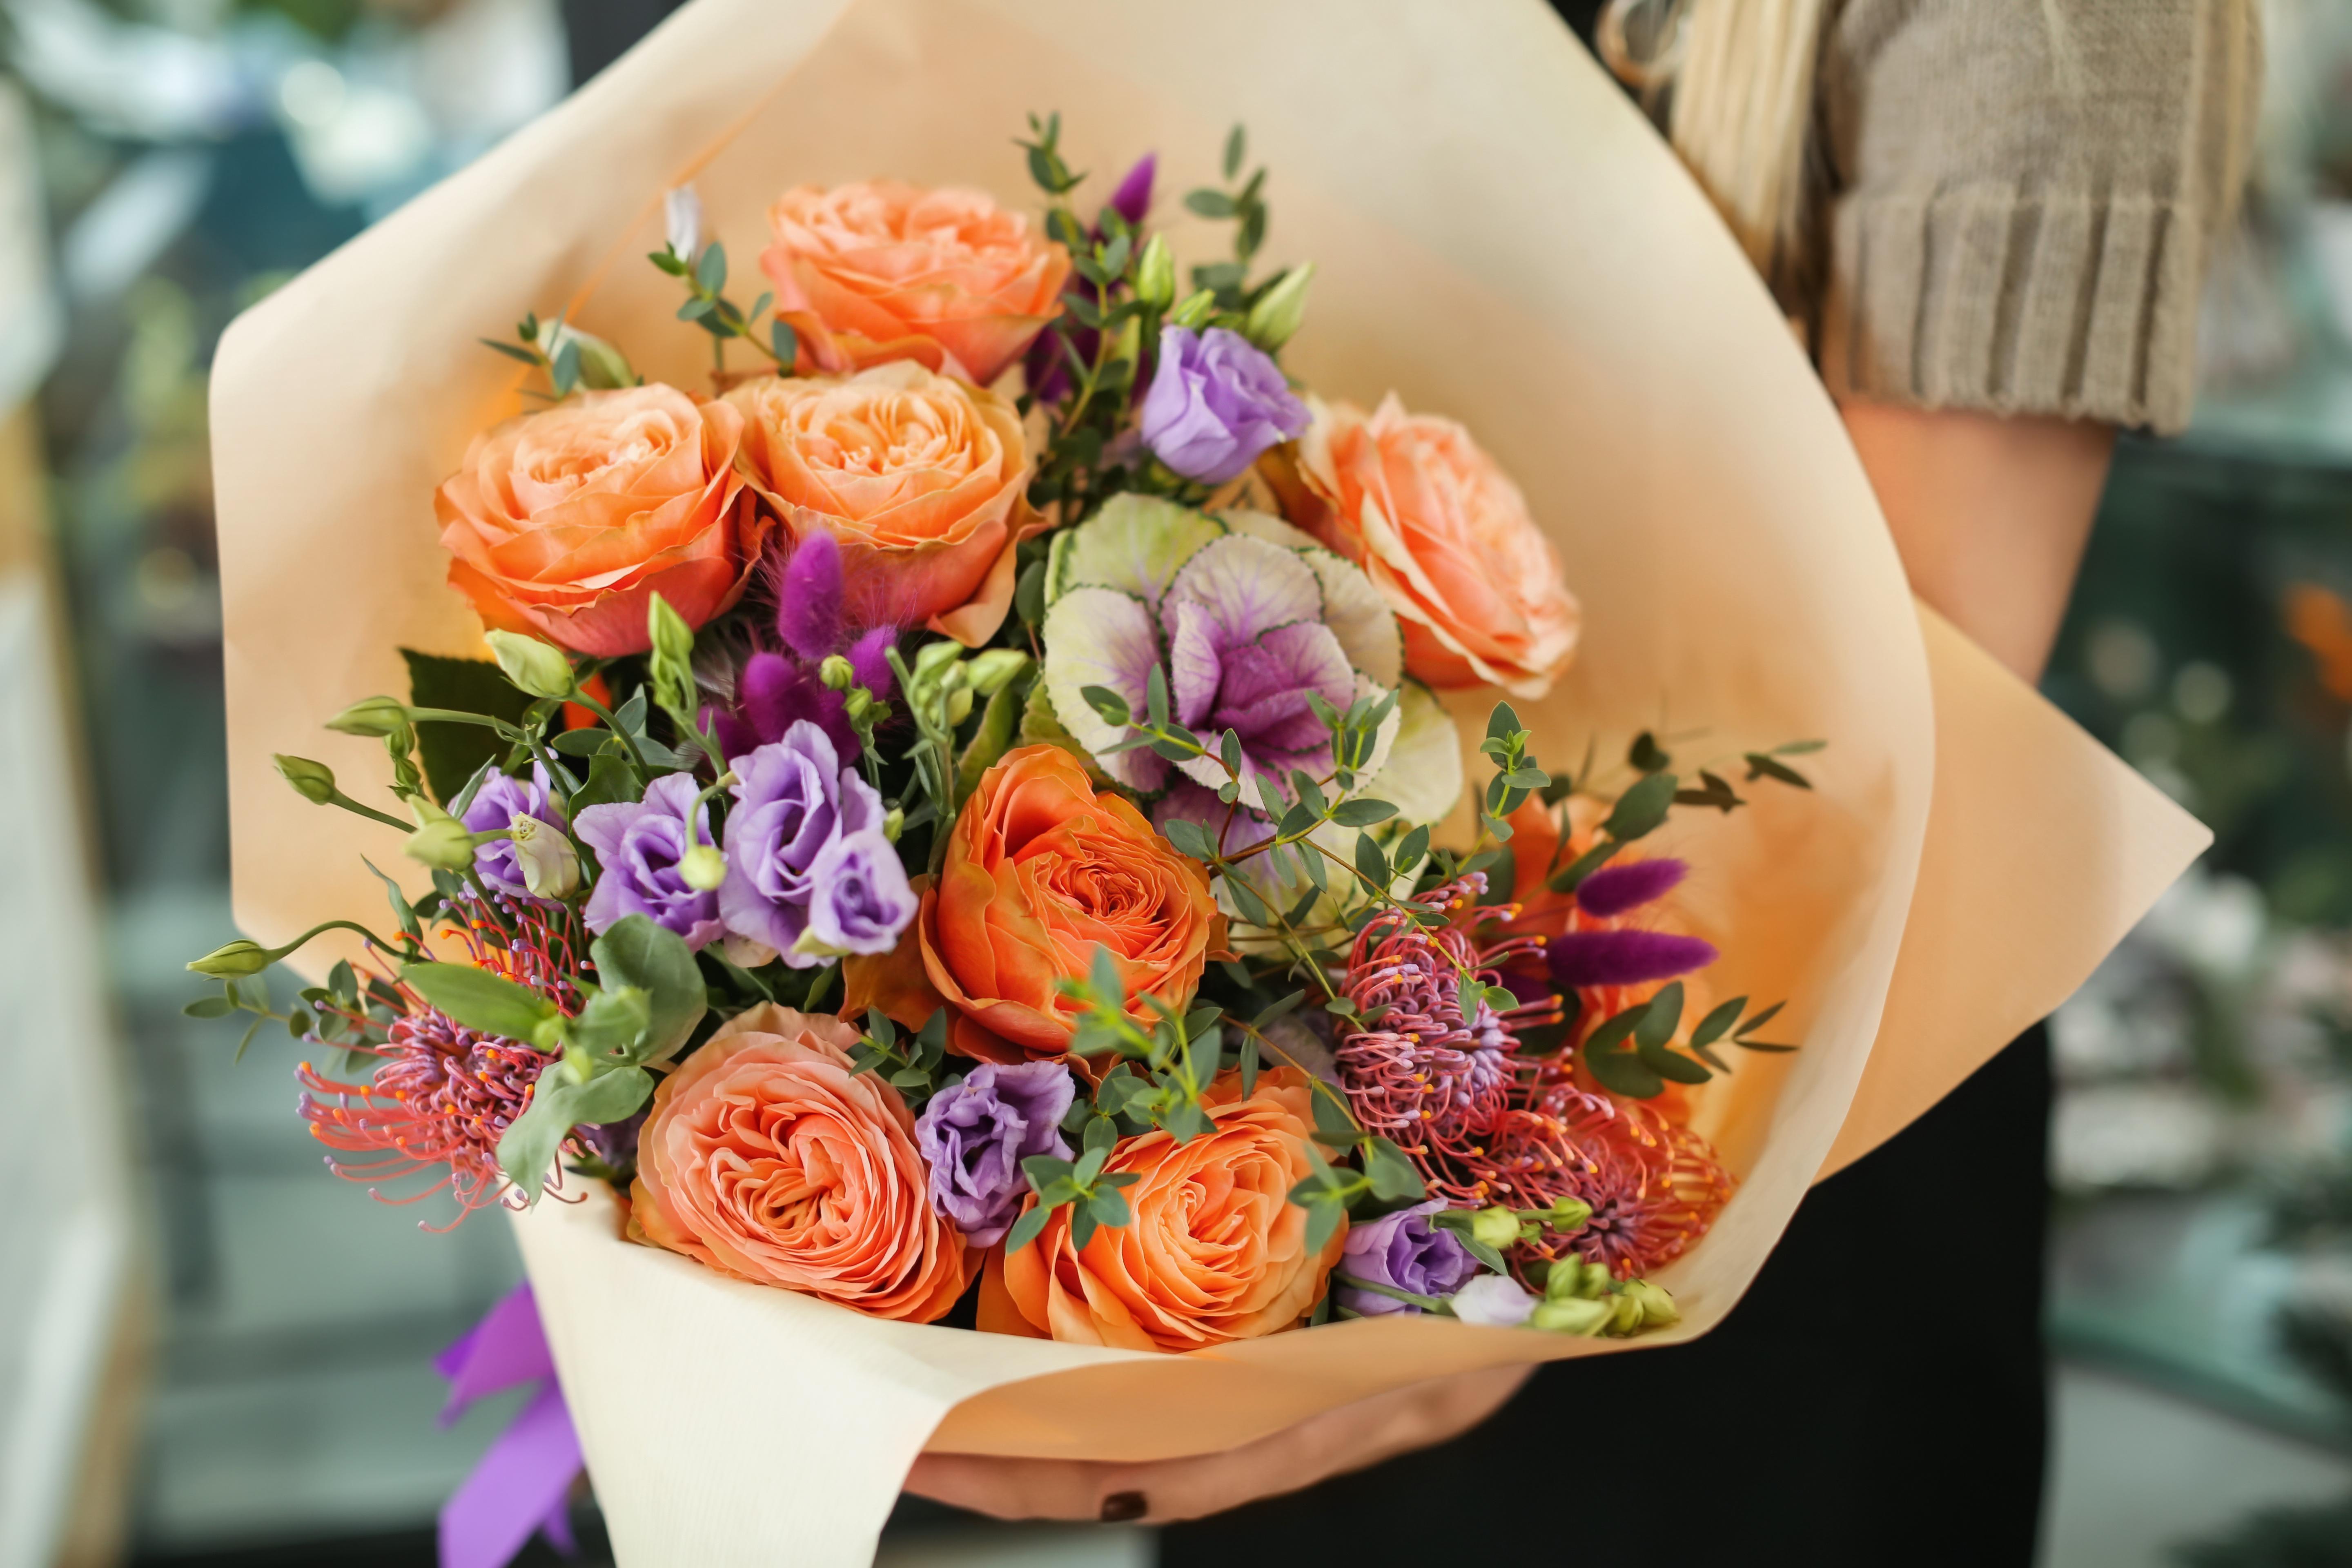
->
1840;401;2114;685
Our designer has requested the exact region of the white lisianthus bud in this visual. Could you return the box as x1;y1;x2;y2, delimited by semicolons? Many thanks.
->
665;185;703;264
508;815;581;899
1446;1275;1538;1328
679;842;726;892
1242;261;1315;351
721;932;779;969
1134;234;1176;309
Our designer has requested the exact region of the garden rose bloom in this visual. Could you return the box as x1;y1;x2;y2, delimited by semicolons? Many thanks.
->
628;1005;969;1323
841;745;1225;1065
983;1068;1344;1350
1274;394;1580;699
727;363;1043;646
760;181;1071;387
436;384;765;657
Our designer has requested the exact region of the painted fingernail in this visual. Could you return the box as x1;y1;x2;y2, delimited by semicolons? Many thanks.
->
1099;1491;1147;1522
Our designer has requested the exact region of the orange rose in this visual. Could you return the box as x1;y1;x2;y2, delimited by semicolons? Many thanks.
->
981;1067;1344;1350
842;745;1225;1065
628;1003;969;1323
436;384;765;657
726;363;1042;646
1273;394;1580;699
760;181;1071;387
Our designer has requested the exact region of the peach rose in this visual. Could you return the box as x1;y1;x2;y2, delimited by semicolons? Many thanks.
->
981;1067;1345;1350
628;1003;969;1323
842;745;1225;1066
761;181;1071;387
726;363;1043;646
436;384;766;657
1272;394;1580;699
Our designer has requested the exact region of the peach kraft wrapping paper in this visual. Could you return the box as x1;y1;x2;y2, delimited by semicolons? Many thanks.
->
205;0;2208;1561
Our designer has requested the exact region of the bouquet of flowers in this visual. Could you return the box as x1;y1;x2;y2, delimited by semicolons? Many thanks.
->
199;1;2208;1562
199;106;1821;1342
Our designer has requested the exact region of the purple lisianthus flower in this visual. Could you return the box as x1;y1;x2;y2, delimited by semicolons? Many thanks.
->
460;765;566;899
1140;326;1310;486
719;721;913;966
915;1062;1076;1246
576;773;724;950
1339;1200;1480;1316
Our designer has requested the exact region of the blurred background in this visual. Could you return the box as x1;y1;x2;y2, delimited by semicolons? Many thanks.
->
1;1;2349;1566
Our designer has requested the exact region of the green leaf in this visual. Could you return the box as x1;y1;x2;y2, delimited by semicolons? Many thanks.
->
1329;799;1396;828
586;916;708;1064
1627;731;1672;773
1223;874;1274;926
399;650;534;803
1083;1113;1119;1156
1238;1033;1260;1096
1301;1192;1345;1254
1546;839;1618;895
1086;1187;1131;1231
1744;753;1813;789
1634;981;1685;1050
183;995;234;1019
1223;122;1247;179
566;985;654;1062
1006;1203;1051;1254
1637;1041;1715;1084
497;1064;653;1198
1364;1137;1425;1202
1254;991;1305;1027
695;240;727;294
1690;996;1747;1049
1163;817;1215;863
1584;1041;1666;1098
770;318;799;367
401;962;560;1044
1774;739;1827;756
1185;187;1237;218
1353;833;1389;889
1022;1154;1075;1191
1311;1087;1362;1148
1582;1005;1644;1056
1602;771;1678;842
1737;1000;1788;1037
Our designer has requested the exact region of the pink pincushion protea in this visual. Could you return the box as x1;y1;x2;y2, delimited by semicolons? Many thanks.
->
1334;874;1735;1280
298;897;581;1223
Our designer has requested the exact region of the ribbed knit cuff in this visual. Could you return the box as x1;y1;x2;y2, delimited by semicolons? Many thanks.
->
1820;182;2210;434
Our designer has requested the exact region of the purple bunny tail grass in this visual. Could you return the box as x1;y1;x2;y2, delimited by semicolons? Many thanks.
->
705;705;757;768
1575;858;1688;919
846;626;898;699
1109;154;1156;228
1547;930;1718;990
776;532;845;662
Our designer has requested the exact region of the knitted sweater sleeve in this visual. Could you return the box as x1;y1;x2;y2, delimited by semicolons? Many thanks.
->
1815;0;2262;433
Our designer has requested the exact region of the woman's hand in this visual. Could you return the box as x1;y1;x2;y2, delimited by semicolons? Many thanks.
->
1840;401;2116;684
903;1363;1534;1524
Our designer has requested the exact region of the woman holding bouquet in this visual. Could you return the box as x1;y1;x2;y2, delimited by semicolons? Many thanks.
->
909;1;2259;1561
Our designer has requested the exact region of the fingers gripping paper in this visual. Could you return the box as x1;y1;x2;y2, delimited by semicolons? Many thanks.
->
207;0;2207;1561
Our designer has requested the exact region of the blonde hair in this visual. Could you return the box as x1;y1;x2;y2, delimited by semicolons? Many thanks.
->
1599;0;1832;298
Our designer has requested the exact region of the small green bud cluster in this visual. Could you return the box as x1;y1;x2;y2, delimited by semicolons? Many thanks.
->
1528;1259;1679;1338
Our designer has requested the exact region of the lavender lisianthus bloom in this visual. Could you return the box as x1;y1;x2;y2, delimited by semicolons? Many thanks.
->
1338;1200;1480;1316
719;721;913;966
460;765;567;899
1139;326;1310;487
576;773;724;949
915;1062;1076;1246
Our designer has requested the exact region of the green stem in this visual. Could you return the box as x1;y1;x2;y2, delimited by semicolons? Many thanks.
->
570;691;649;775
327;791;413;832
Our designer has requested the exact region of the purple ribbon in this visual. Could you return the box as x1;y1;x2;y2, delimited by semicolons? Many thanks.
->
436;1283;584;1568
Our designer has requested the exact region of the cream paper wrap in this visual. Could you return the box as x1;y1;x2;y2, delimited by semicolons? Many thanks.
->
206;0;2209;1561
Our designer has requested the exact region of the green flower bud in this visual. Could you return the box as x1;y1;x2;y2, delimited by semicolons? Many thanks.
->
1469;1207;1523;1250
326;695;410;737
1243;261;1316;351
913;639;963;682
1545;1196;1594;1234
845;688;874;722
404;812;479;872
788;927;855;962
484;630;576;700
965;648;1031;697
187;940;274;978
1530;1296;1613;1336
679;842;727;891
1619;1278;1679;1329
1168;289;1216;330
508;815;582;900
274;754;336;806
882;807;904;843
946;686;974;726
1134;234;1176;309
818;654;856;691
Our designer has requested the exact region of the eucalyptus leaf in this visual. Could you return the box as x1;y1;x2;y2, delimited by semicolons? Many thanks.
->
401;962;560;1045
588;915;708;1063
496;1063;653;1198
